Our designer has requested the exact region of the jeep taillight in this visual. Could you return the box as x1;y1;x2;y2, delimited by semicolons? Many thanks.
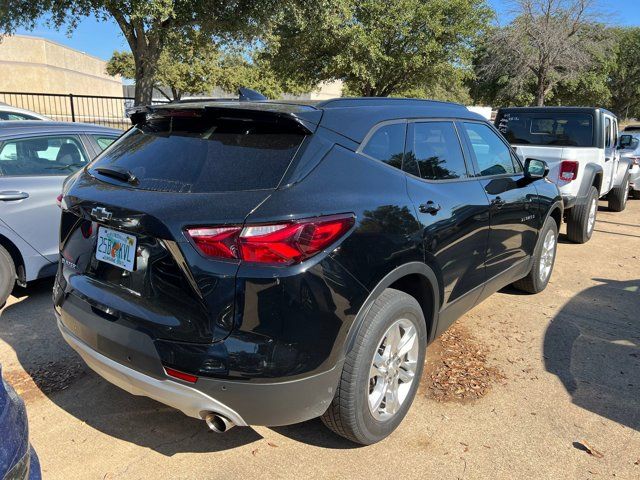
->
186;213;355;265
630;156;640;166
559;160;579;181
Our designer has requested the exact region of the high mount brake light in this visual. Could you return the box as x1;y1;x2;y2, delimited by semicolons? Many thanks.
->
559;160;579;182
186;214;355;265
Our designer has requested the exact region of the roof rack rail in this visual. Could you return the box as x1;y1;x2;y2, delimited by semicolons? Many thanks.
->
316;97;466;109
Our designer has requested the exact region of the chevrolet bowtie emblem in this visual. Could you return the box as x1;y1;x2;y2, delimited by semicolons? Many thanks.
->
91;206;113;222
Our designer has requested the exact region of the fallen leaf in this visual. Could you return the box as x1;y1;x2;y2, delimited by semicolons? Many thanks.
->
267;442;278;448
574;441;604;459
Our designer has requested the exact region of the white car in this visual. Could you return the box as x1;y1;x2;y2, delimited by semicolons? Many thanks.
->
496;107;632;243
618;131;640;199
0;103;50;121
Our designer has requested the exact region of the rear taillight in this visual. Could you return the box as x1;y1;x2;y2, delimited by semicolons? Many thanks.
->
559;160;579;181
186;213;355;265
629;156;640;166
56;194;63;207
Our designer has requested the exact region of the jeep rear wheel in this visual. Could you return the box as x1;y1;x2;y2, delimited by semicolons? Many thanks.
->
321;288;426;445
0;245;16;307
566;186;598;244
608;172;630;212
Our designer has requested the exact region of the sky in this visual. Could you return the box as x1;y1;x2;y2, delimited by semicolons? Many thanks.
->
12;0;640;61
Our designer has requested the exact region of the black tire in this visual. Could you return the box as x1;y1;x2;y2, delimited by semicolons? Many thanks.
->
608;171;630;212
0;245;16;307
512;216;558;294
321;288;427;445
566;186;598;244
632;190;640;200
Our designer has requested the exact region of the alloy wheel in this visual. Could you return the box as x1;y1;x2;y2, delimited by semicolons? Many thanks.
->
368;318;419;421
539;228;556;283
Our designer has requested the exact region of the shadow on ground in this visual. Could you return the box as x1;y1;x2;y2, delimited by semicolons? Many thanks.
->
543;278;640;431
0;280;264;456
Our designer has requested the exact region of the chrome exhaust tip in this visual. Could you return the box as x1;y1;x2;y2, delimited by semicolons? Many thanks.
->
205;413;235;433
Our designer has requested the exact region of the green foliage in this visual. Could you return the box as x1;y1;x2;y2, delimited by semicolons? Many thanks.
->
607;27;640;119
266;0;492;97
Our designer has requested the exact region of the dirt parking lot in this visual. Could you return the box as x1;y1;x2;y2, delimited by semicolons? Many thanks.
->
1;200;639;479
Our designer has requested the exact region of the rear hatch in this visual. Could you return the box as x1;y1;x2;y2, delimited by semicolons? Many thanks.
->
58;104;315;344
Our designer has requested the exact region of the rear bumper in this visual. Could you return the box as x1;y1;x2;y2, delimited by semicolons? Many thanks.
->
561;194;577;209
57;313;342;426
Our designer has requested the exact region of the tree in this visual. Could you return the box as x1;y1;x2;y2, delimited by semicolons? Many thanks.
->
107;41;312;101
107;29;222;101
0;1;287;105
607;28;640;120
475;0;609;106
265;0;492;97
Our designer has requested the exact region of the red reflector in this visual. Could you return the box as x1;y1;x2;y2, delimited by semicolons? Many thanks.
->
164;367;198;383
186;213;355;265
559;160;579;181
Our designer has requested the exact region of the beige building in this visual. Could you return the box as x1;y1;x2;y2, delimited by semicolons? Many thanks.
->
0;34;122;96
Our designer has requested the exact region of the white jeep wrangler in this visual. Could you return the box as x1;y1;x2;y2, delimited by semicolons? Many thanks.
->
496;107;632;243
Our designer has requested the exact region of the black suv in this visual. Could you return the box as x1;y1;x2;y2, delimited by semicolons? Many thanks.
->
54;98;562;444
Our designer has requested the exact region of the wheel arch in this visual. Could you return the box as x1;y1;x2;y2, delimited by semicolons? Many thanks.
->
344;262;440;356
578;163;604;198
546;201;563;230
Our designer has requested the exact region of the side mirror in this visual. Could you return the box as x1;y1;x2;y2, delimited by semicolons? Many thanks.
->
524;158;549;179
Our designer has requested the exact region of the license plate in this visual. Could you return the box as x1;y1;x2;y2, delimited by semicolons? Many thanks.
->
95;226;137;272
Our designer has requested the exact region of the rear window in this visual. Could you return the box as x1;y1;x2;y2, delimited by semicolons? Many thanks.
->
89;114;305;193
496;112;594;147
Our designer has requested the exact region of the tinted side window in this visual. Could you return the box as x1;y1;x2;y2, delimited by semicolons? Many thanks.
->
463;122;515;176
0;135;88;176
0;112;38;120
605;117;612;148
362;123;406;170
93;135;118;151
409;122;467;180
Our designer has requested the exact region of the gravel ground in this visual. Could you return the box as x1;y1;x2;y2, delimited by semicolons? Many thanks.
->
1;199;638;479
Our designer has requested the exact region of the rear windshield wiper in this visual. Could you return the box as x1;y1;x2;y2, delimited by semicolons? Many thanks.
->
94;167;138;185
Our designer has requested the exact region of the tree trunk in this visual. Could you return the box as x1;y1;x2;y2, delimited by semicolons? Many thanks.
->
171;86;181;101
133;54;159;105
535;73;546;106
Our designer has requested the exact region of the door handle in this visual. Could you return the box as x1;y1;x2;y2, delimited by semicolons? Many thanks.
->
491;196;505;208
419;201;441;215
0;191;29;201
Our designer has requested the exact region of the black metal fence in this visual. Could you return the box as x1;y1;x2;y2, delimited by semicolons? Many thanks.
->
0;91;137;130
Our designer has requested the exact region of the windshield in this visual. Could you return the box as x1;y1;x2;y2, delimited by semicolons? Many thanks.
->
496;112;594;147
89;113;305;193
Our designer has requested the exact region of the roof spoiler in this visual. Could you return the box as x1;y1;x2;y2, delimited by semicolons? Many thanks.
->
127;87;268;125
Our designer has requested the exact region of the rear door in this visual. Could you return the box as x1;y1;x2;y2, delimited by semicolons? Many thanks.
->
403;120;490;315
459;121;539;282
0;133;91;262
